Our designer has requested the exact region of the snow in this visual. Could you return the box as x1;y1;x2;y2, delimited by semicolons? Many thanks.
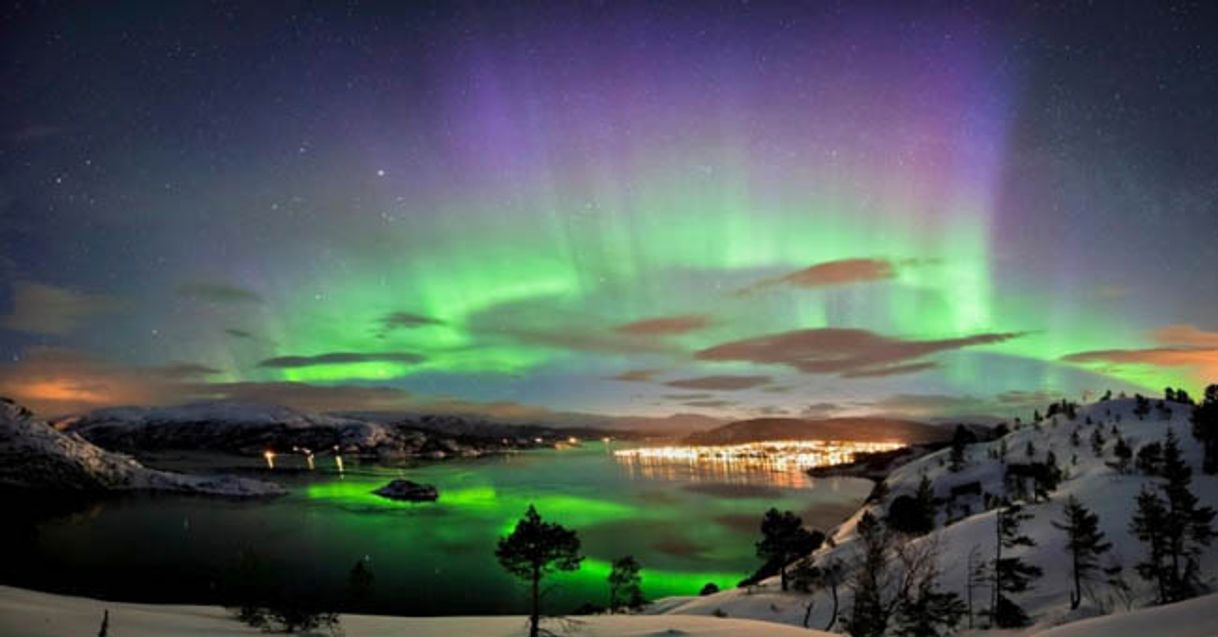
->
0;398;283;497
658;397;1218;633
1030;591;1218;637
0;585;829;637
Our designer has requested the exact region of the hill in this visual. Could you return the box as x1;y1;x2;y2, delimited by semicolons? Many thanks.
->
661;396;1218;634
685;416;952;445
0;398;281;496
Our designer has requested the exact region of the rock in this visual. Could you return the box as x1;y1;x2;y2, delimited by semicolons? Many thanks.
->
373;479;438;502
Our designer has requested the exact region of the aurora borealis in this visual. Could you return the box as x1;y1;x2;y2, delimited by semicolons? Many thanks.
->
3;2;1218;420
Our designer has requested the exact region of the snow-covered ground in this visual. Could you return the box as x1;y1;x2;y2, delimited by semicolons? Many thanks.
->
0;585;828;637
0;397;283;496
659;397;1218;634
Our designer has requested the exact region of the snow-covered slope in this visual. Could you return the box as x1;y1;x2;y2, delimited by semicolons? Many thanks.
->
0;398;283;496
661;397;1218;634
0;585;829;637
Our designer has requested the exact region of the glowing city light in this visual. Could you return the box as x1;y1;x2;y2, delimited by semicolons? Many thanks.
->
613;440;903;486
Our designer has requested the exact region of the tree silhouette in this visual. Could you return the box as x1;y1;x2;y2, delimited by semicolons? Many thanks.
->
1193;384;1218;474
991;501;1041;627
495;505;583;637
607;555;644;612
1051;496;1111;609
756;508;818;591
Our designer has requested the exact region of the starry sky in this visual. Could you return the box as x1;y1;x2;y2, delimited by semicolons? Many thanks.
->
2;1;1217;421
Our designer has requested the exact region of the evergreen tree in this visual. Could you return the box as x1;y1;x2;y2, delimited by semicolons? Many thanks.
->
991;501;1042;627
756;508;818;591
1113;435;1133;473
1137;441;1164;476
1131;486;1171;604
346;557;374;610
1090;428;1105;456
1159;430;1217;601
607;555;644;612
949;425;972;472
844;512;892;637
894;571;966;637
1193;384;1218;474
1051;496;1111;609
495;505;583;637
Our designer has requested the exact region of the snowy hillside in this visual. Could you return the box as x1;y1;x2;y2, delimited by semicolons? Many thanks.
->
0;585;829;637
64;401;418;458
0;398;283;496
661;396;1218;634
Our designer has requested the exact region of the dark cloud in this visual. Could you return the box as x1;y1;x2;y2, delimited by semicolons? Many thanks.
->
176;282;263;304
378;311;445;331
841;361;938;378
189;381;415;413
614;314;713;335
155;363;222;380
1;281;119;335
737;258;896;295
696;327;1023;378
801;402;842;418
682;399;737;408
609;368;662;382
258;351;426;368
662;393;713;400
225;328;254;339
1061;324;1218;380
663;375;772;390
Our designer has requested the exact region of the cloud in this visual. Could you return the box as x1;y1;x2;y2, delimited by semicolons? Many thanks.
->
176;282;263;304
1153;324;1218;348
377;311;445;336
801;402;843;418
737;258;897;295
662;393;713;400
1;282;119;335
191;381;416;413
663;375;772;390
258;351;426;369
614;315;713;336
225;328;254;339
682;399;737;408
610;369;662;382
155;363;222;380
696;328;1022;378
841;361;938;378
0;347;190;415
859;393;999;419
1061;324;1218;380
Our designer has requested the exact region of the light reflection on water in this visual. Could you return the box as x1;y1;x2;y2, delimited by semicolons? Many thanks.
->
612;440;904;488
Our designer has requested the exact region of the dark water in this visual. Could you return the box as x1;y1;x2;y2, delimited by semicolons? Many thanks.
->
2;445;870;615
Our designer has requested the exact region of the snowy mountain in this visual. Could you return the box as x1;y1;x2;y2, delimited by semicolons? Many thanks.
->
660;396;1218;634
63;401;423;459
0;398;283;496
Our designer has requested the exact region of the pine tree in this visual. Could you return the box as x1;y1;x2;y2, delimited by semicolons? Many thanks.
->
607;555;644;612
844;513;892;637
1090;428;1105;456
949;425;971;472
756;509;818;591
1193;384;1218;474
965;546;989;629
991;501;1042;627
1113;435;1132;473
1131;486;1171;604
346;557;374;610
894;571;966;637
1051;496;1111;609
495;505;583;637
1159;430;1217;601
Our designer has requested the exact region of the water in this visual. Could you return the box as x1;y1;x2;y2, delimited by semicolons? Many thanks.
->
3;445;870;615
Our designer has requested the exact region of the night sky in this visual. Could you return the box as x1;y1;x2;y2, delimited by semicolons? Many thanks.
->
2;2;1217;420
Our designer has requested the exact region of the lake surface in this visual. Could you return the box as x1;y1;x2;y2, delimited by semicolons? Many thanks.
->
3;444;871;616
